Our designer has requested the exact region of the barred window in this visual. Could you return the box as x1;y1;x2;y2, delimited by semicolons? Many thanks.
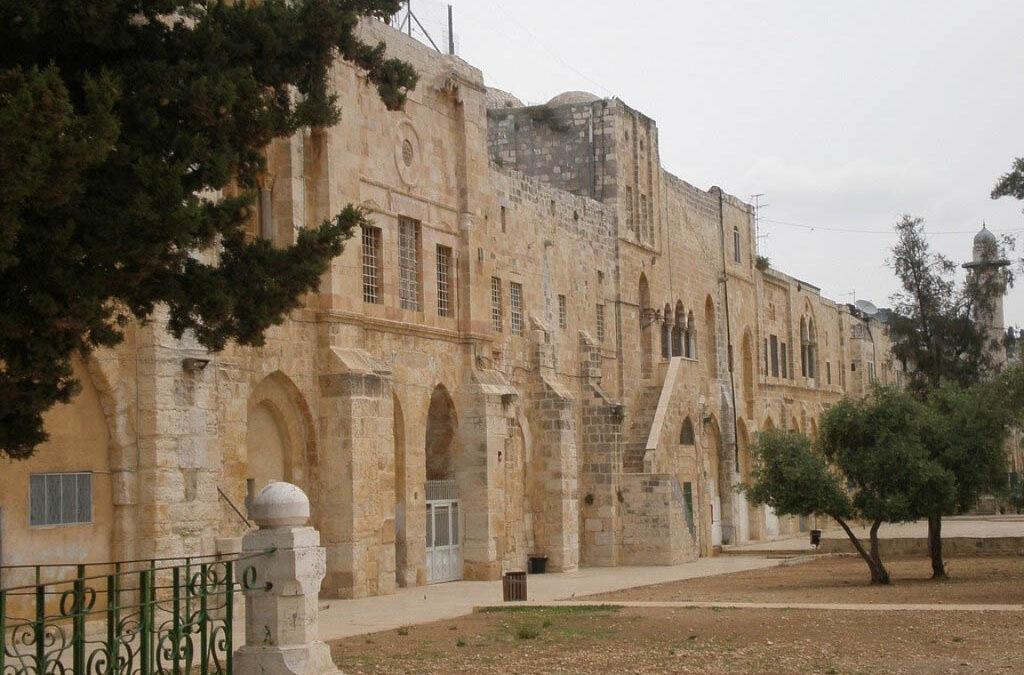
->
30;473;92;527
398;217;421;311
491;277;503;332
436;245;453;317
596;303;605;343
558;294;567;329
733;225;741;263
510;282;523;336
361;225;382;304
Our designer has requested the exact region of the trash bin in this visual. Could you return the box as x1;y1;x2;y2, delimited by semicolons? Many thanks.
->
503;571;527;601
810;529;822;547
527;555;548;574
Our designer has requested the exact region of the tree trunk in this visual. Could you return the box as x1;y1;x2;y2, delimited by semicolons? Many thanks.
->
928;513;947;579
835;516;884;584
868;519;890;585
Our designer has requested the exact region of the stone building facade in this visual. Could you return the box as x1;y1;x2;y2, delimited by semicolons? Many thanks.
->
1;20;948;597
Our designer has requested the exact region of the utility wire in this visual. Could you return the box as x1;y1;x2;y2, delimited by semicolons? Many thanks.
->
760;217;1024;236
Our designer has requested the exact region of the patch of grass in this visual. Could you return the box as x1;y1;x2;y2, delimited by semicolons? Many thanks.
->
542;619;553;628
396;627;409;636
455;636;466;647
478;604;621;615
516;624;540;640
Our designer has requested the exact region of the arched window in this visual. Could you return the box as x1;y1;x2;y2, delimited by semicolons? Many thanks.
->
639;274;652;378
733;226;741;263
800;314;817;379
661;303;672;358
685;311;697;359
672;301;684;357
680;417;696;445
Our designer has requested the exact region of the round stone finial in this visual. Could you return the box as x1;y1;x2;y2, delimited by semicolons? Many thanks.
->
250;481;310;529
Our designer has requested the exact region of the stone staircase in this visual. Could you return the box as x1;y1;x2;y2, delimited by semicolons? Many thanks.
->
622;384;662;473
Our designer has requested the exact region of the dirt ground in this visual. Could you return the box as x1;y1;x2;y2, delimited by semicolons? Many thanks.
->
330;605;1024;675
586;555;1024;605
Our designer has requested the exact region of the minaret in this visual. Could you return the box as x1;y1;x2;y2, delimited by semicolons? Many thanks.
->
963;224;1010;365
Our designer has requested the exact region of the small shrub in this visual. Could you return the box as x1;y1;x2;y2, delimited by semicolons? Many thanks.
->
396;627;409;636
516;624;540;640
455;637;466;647
542;619;553;628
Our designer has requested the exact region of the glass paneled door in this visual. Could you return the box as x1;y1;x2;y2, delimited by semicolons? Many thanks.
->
426;479;461;583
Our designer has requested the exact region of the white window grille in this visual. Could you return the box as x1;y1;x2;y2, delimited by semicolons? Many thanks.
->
361;225;382;304
436;245;452;317
510;282;523;336
558;294;567;329
491;276;503;332
596;302;605;343
398;217;421;311
30;473;92;527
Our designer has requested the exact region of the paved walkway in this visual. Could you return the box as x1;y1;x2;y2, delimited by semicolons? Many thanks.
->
507;600;1024;613
315;556;784;640
727;515;1024;553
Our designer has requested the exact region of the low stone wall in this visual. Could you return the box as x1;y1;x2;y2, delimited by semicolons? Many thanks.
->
819;536;1024;556
618;474;697;566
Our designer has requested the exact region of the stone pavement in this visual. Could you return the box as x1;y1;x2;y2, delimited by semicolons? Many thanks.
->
725;515;1024;553
313;556;786;640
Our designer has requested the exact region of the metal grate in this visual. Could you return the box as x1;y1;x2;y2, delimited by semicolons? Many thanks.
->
596;302;605;343
398;217;421;311
29;473;91;527
509;282;522;336
558;294;567;329
361;225;382;304
625;185;635;239
436;245;452;317
426;479;457;501
491;276;503;332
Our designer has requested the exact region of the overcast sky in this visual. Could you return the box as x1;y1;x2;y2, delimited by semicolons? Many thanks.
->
406;0;1024;325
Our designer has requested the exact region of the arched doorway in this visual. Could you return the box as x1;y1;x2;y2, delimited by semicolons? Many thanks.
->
424;385;461;583
393;393;410;586
706;416;733;547
737;419;760;541
245;372;311;494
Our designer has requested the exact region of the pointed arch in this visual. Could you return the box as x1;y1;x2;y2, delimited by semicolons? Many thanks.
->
661;303;672;358
741;328;755;420
639;274;652;377
680;417;696;445
686;310;696;358
704;295;717;379
246;371;315;492
672;300;685;357
425;384;458;480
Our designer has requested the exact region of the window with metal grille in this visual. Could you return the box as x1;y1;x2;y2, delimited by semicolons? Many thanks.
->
781;342;788;378
436;245;452;317
770;335;779;377
596;302;605;343
558;294;567;329
29;473;92;527
733;225;741;263
510;282;523;336
491;277;503;332
398;217;421;311
360;225;382;304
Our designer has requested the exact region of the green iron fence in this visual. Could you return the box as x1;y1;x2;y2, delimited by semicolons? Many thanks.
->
1;551;269;675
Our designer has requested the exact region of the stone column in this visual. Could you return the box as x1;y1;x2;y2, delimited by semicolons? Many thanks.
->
234;482;339;675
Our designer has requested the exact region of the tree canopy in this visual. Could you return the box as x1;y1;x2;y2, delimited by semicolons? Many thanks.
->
0;0;417;459
747;387;955;584
992;157;1024;201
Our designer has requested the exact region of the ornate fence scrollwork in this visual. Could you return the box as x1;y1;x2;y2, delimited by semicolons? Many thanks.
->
1;550;269;675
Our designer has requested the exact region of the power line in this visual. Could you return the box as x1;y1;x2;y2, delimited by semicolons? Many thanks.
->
759;217;1024;236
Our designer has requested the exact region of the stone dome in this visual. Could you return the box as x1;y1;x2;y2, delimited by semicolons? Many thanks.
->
546;90;601;107
974;223;996;247
485;87;525;110
250;481;310;529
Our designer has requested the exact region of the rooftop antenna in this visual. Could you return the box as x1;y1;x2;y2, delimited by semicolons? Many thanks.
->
751;194;768;242
391;0;445;54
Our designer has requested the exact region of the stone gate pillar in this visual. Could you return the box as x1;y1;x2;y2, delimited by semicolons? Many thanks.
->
234;482;339;675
